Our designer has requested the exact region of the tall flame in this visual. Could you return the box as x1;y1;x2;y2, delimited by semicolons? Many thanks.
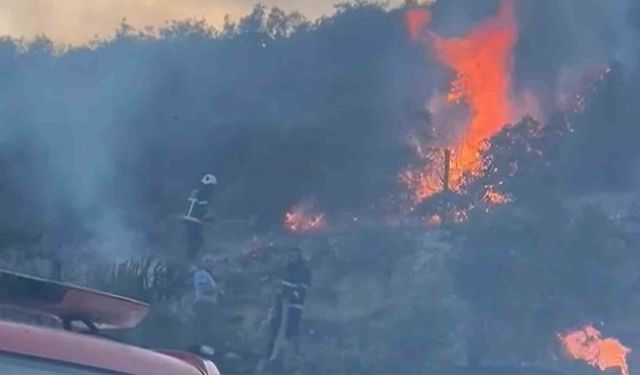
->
403;0;521;202
405;9;431;42
559;325;630;375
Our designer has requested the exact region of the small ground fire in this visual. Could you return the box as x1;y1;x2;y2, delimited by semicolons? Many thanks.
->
284;202;326;233
559;325;630;375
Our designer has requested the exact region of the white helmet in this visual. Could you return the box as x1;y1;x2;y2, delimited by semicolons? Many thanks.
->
201;174;217;186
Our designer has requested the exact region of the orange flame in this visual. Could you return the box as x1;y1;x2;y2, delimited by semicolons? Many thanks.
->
426;214;442;227
399;166;442;204
559;325;630;375
403;0;521;202
432;0;517;152
451;208;469;223
424;210;469;227
284;203;326;233
405;8;431;41
483;185;513;205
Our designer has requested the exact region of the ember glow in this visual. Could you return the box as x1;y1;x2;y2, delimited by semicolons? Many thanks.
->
483;185;513;205
399;162;443;203
403;0;521;203
559;66;612;115
450;208;469;223
284;203;326;233
398;139;445;203
426;214;442;227
559;325;630;375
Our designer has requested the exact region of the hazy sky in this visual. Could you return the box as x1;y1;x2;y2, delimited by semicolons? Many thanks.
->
0;0;405;45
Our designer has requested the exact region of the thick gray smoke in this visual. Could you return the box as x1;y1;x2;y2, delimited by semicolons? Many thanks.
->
514;0;639;115
0;35;170;258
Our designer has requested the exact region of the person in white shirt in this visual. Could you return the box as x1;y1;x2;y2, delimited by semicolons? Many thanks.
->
192;254;221;345
194;255;220;304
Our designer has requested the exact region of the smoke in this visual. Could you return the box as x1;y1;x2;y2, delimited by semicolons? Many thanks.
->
0;36;166;258
0;0;638;256
513;0;639;115
0;3;424;253
86;210;149;262
612;0;640;71
428;0;500;37
425;0;639;118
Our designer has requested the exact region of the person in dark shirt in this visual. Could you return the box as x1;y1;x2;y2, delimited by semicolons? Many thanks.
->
183;174;217;259
262;248;311;372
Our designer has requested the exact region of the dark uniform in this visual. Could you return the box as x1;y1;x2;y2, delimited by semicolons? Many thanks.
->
266;251;311;361
183;183;214;259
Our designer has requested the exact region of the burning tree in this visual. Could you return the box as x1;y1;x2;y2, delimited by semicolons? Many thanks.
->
402;0;526;204
462;116;554;206
405;116;548;225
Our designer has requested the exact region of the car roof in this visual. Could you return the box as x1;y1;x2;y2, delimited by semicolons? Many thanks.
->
0;320;205;375
0;269;150;330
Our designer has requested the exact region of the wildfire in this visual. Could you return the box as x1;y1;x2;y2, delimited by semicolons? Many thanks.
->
426;214;442;227
399;165;443;204
403;0;521;202
483;185;513;205
405;8;431;42
559;325;630;375
284;203;326;233
451;208;469;223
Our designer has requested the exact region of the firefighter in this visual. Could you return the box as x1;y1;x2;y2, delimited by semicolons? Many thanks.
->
261;247;311;373
183;174;217;259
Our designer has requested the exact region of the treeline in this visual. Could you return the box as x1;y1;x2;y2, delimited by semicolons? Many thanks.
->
0;0;638;252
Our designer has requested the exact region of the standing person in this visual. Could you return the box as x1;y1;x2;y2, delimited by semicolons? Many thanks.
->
262;248;311;373
192;254;221;345
183;173;217;260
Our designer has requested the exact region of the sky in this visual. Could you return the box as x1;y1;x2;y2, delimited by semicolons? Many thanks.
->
0;0;405;45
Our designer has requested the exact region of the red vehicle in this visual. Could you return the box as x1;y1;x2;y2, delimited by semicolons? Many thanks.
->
0;269;221;375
